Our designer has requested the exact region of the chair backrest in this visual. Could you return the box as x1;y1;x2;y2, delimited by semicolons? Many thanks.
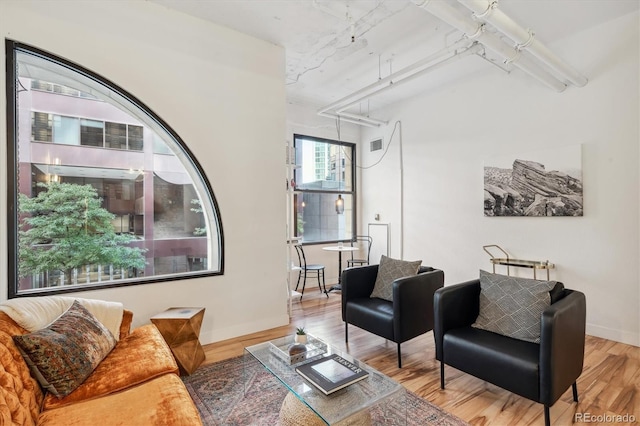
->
351;235;372;261
294;244;307;268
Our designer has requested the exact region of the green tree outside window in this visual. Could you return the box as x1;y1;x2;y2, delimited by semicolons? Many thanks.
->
18;182;147;285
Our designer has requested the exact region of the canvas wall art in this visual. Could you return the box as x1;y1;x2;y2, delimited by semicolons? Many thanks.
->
484;145;583;217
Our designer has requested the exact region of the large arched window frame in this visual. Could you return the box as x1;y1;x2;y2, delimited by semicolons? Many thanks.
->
5;40;224;297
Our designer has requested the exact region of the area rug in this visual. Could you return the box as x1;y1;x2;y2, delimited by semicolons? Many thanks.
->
183;356;468;426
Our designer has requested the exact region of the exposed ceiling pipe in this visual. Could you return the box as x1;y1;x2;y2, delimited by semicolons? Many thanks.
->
410;0;567;92
336;111;389;126
319;36;471;116
318;38;479;126
318;111;382;128
457;0;587;87
335;43;482;115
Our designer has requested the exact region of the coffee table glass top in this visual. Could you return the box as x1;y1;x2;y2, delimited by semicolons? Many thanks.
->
244;335;405;425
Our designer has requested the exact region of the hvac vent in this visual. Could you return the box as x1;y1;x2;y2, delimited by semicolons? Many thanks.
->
370;139;383;152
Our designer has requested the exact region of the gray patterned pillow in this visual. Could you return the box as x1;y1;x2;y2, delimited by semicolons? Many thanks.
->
472;270;561;343
370;255;422;302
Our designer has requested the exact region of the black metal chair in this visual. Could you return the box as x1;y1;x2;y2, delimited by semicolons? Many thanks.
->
347;235;372;267
294;244;327;300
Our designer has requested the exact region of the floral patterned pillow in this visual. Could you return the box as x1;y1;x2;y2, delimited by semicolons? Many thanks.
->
13;300;116;397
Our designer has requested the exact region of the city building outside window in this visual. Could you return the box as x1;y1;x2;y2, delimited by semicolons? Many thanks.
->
293;134;355;243
6;40;224;297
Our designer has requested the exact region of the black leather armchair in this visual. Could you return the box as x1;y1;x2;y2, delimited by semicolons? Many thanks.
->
342;265;444;368
434;279;586;426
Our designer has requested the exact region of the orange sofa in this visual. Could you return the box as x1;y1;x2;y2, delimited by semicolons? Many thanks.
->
0;309;203;425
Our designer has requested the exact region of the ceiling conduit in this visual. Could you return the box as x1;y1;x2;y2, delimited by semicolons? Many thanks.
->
410;0;568;92
318;37;480;127
456;0;588;87
318;0;588;127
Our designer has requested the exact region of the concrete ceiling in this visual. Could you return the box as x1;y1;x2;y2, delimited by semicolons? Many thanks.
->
150;0;639;114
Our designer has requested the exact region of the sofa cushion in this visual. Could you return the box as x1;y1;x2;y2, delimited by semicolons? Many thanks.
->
37;373;202;426
42;324;179;410
13;301;116;398
370;255;422;301
472;270;561;343
0;315;45;426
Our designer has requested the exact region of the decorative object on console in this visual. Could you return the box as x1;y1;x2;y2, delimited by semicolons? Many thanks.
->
370;255;422;301
13;300;116;397
484;144;583;217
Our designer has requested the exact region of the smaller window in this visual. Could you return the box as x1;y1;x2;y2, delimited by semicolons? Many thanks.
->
105;122;126;149
293;134;356;243
80;119;104;147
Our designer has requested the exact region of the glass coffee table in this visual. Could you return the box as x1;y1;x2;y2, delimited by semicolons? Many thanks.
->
244;334;406;425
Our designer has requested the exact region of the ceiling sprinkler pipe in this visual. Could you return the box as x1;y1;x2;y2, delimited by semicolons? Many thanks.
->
318;111;382;128
318;37;473;116
337;111;388;126
457;0;588;87
410;0;567;92
335;43;482;114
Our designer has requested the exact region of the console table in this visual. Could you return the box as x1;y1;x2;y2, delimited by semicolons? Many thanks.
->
483;245;555;280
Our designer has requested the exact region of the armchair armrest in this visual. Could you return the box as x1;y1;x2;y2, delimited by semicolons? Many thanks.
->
539;290;586;405
433;279;481;360
341;265;379;321
393;269;444;342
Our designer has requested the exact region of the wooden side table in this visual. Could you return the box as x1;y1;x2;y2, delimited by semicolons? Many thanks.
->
150;307;205;375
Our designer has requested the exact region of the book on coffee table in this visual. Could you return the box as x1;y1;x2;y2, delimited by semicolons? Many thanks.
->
295;354;369;395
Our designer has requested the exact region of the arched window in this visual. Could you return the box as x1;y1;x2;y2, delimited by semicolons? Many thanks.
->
6;40;224;297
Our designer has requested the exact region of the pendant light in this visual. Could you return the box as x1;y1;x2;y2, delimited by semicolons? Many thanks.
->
335;117;344;214
335;194;344;214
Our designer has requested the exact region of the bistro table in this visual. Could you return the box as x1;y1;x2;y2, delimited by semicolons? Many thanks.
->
322;245;358;292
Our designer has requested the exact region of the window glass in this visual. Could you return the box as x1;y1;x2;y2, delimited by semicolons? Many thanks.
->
105;122;126;149
53;116;79;145
7;41;223;296
293;134;355;243
80;119;104;147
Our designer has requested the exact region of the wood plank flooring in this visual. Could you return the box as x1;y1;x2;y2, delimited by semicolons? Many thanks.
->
202;288;640;425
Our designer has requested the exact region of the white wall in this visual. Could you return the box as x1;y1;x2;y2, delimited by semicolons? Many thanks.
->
360;11;640;346
0;1;289;344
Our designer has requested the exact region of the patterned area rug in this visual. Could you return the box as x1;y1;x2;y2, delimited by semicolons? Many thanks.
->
183;356;469;426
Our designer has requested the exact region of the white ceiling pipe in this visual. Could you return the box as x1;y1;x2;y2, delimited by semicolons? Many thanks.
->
457;0;587;87
335;43;482;114
318;111;382;128
411;0;567;92
337;111;389;126
318;37;472;116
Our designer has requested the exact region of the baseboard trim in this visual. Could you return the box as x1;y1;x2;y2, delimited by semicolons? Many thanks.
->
587;323;639;347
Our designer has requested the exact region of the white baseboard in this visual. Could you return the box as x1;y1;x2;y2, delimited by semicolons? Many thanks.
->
587;323;640;347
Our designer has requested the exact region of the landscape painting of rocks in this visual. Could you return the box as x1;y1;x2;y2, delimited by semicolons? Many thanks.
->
484;145;583;217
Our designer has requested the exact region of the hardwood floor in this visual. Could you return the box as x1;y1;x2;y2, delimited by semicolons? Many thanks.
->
202;288;640;425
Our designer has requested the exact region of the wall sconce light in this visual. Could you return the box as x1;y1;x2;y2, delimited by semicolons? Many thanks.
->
335;194;344;214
